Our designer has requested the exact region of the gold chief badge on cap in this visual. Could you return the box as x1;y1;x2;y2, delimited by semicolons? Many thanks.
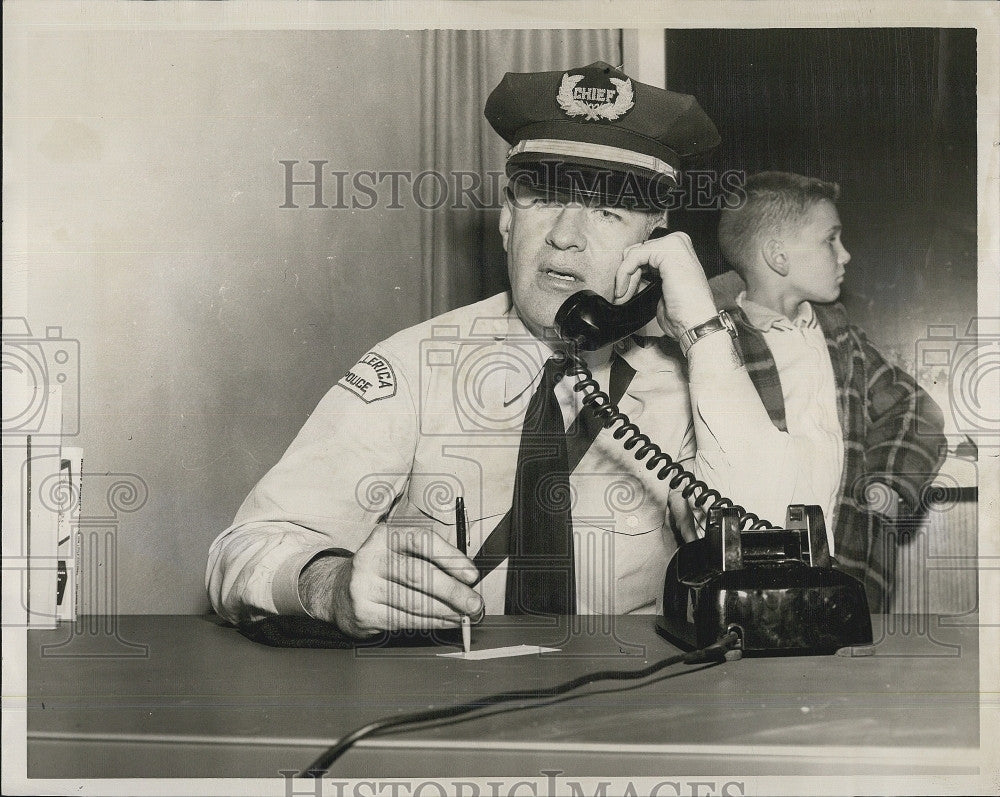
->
556;70;634;121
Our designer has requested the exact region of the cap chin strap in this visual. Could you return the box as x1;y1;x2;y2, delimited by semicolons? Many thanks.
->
507;138;679;181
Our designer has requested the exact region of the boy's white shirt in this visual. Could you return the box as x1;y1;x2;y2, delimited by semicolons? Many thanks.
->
734;292;844;554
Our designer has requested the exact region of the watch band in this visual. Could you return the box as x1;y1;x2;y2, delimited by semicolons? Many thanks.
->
678;310;738;356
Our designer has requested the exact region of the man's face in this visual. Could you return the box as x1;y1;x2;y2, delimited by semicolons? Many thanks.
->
499;184;663;339
783;199;851;305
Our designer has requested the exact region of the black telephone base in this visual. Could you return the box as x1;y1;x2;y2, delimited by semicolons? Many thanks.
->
656;560;873;657
657;506;874;657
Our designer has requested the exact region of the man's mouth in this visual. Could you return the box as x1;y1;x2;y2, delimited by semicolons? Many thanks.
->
542;267;582;284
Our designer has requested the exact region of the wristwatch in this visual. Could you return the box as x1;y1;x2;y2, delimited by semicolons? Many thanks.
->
678;310;739;356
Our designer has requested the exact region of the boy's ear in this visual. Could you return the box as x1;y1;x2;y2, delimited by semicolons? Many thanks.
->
762;238;789;277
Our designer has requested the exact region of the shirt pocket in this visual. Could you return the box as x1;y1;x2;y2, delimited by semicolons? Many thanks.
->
399;470;509;553
570;471;667;537
572;513;669;614
570;472;669;592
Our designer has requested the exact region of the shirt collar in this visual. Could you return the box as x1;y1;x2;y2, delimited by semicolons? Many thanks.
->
500;301;667;405
736;291;817;331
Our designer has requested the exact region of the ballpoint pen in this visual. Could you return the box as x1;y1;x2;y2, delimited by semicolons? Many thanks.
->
455;496;471;656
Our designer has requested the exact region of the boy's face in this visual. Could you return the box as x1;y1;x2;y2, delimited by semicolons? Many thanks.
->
782;199;851;305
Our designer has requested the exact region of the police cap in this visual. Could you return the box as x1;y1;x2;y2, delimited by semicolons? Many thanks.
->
485;61;720;209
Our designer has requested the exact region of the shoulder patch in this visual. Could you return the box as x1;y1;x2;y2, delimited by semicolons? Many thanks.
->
337;350;397;403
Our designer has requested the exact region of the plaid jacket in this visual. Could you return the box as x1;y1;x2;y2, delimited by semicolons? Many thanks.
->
724;300;947;611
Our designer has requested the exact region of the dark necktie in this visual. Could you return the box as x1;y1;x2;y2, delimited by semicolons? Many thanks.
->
505;355;574;615
474;354;637;607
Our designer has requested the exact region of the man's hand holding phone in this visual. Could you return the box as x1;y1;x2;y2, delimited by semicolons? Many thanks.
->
615;231;719;339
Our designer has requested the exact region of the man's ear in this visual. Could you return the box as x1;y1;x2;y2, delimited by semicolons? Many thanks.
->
762;238;789;277
498;187;513;251
648;210;669;239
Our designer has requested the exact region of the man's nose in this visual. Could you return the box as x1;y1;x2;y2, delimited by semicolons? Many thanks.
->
545;206;588;250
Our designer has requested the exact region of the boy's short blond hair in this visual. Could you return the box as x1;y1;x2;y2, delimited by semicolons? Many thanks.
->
719;171;840;278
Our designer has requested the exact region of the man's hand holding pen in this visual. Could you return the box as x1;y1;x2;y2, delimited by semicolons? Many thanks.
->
298;521;484;639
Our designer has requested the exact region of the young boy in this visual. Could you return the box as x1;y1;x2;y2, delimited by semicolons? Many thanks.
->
715;171;946;611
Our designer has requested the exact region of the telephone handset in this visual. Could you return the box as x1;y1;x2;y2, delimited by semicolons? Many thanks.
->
553;225;673;350
554;272;662;351
553;284;873;657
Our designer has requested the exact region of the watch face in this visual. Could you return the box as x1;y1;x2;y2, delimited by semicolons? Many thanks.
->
694;315;723;337
680;313;739;356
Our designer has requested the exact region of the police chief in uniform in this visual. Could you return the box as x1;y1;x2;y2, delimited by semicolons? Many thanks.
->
207;63;812;637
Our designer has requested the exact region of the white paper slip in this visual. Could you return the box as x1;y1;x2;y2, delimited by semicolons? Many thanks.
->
438;644;560;660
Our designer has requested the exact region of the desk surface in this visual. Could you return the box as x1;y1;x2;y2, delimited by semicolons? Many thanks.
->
27;614;980;778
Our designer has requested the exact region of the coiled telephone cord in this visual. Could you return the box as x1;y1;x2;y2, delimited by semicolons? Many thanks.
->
564;355;775;530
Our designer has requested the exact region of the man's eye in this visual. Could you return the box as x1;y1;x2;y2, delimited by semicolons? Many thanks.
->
597;209;622;221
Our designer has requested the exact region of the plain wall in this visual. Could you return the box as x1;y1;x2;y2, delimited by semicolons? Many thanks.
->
6;30;430;613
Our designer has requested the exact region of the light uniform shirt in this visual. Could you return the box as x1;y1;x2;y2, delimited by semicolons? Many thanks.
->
207;293;697;622
734;293;844;554
205;291;833;624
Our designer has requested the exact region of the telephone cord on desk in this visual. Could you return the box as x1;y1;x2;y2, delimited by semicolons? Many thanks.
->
300;632;742;776
564;356;775;530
